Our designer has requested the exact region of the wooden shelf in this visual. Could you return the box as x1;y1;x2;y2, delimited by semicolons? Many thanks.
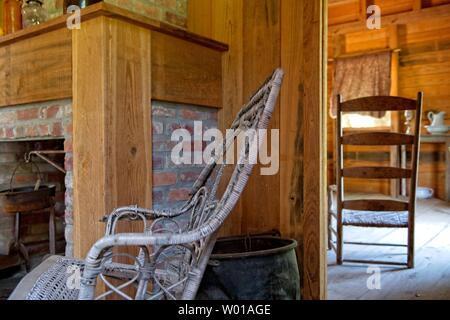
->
0;2;228;51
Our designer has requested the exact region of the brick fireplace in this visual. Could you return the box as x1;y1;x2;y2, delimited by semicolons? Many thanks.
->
0;100;73;256
0;99;218;260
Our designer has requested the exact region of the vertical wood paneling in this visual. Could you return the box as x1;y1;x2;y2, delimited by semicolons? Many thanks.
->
187;0;245;235
241;0;281;235
0;29;72;107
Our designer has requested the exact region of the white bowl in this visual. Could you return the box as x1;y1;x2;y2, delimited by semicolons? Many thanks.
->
425;125;450;135
417;187;434;200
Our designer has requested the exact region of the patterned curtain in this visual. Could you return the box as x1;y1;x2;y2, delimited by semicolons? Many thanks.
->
330;51;392;118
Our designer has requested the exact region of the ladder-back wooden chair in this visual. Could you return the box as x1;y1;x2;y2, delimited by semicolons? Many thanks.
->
9;69;284;300
329;93;423;268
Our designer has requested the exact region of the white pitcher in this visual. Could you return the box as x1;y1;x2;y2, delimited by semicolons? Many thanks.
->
428;111;447;127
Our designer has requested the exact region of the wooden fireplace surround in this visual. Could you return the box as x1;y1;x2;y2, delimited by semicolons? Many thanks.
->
0;2;228;258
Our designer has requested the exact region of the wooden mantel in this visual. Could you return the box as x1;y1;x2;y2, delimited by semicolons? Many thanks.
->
0;2;227;258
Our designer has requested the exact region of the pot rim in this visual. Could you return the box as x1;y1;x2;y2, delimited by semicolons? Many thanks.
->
0;184;56;196
211;236;298;260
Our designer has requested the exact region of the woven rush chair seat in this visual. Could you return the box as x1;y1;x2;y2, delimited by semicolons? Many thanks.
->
342;210;409;228
328;189;409;228
9;69;284;300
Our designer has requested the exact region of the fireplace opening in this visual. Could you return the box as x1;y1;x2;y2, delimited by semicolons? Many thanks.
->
0;139;66;272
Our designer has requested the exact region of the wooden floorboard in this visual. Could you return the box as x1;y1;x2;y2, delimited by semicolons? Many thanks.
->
328;197;450;300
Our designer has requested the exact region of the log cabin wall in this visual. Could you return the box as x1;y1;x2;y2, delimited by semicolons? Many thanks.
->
328;0;450;200
188;0;328;300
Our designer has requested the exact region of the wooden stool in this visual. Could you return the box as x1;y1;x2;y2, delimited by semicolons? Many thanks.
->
0;185;56;272
13;206;56;272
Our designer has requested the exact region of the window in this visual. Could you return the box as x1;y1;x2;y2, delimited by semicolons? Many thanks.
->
342;112;391;129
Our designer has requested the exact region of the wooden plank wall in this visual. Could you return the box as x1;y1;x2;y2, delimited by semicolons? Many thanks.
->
328;0;450;200
0;28;72;107
188;0;327;300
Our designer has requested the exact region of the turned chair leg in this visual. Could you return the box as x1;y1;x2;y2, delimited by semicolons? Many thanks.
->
49;207;56;255
336;219;343;265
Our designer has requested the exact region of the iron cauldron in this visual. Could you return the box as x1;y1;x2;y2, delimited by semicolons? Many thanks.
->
197;236;300;300
0;185;56;214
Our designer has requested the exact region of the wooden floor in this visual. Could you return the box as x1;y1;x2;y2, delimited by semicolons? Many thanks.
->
328;197;450;300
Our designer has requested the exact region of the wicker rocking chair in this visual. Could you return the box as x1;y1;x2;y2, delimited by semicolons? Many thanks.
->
9;69;284;300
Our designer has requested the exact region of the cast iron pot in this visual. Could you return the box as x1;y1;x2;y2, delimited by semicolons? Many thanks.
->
0;185;56;214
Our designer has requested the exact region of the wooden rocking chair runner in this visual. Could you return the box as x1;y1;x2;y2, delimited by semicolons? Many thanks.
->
328;93;423;268
9;69;284;300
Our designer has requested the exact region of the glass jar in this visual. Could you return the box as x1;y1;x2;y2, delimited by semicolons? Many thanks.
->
22;0;47;28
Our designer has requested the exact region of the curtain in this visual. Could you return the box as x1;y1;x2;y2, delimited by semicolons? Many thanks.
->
330;51;392;119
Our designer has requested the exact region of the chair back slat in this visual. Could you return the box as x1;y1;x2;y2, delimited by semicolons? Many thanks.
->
341;96;417;112
342;167;412;179
342;132;414;146
343;199;409;212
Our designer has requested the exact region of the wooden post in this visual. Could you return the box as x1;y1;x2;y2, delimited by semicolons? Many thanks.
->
72;16;153;258
297;0;328;300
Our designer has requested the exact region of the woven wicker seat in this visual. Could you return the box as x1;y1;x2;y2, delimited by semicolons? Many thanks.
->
9;69;284;300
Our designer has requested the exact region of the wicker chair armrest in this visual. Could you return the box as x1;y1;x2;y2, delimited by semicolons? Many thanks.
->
101;205;191;237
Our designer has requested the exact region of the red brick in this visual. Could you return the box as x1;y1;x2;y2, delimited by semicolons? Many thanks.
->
64;138;73;152
45;105;61;119
153;190;164;203
17;108;40;121
180;109;207;120
25;126;38;137
179;171;201;182
152;105;176;117
64;155;73;171
152;155;165;170
135;1;161;19
168;188;190;201
0;111;17;125
167;122;194;135
64;122;73;136
52;123;64;137
38;124;50;136
14;127;25;138
5;128;14;138
164;11;187;28
153;172;177;186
